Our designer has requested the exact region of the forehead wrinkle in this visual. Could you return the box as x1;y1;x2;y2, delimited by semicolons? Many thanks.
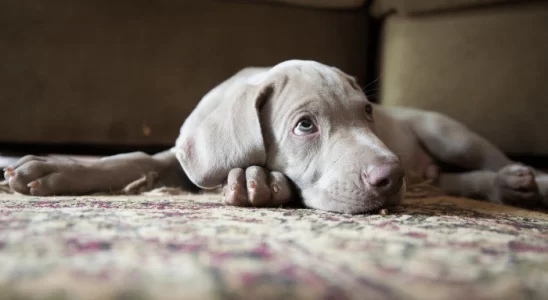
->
265;64;360;130
273;74;289;98
267;96;318;144
316;68;327;82
309;64;346;94
264;81;302;132
262;72;294;116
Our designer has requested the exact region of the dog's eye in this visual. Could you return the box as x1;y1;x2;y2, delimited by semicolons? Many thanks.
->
293;118;317;136
365;104;373;121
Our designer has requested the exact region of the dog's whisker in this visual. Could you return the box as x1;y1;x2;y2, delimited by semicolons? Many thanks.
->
363;88;380;96
361;74;383;91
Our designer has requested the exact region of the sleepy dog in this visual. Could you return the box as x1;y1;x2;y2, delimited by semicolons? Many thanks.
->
4;60;548;214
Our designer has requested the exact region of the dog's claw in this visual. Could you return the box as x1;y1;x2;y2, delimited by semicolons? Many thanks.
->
4;168;15;179
27;181;39;188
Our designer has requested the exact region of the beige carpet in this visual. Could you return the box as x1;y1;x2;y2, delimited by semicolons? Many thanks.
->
0;184;547;300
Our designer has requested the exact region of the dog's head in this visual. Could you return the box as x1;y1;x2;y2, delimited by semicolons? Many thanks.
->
175;60;405;214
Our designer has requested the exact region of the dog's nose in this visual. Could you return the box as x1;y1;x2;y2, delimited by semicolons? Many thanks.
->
362;163;404;195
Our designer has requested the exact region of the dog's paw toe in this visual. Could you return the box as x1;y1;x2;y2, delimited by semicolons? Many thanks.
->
498;164;536;190
5;157;51;194
492;164;541;206
222;166;293;207
222;168;249;206
5;155;85;196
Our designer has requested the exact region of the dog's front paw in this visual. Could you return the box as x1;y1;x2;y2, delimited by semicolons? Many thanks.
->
490;164;542;207
3;155;89;196
222;166;293;207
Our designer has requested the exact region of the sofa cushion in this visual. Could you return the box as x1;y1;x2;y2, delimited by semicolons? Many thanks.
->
370;0;538;16
0;0;367;147
226;0;366;9
377;1;548;155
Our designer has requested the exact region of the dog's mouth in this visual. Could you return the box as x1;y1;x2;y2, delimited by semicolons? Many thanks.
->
360;186;405;214
301;180;405;215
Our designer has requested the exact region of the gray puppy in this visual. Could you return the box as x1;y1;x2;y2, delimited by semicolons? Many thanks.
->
4;60;548;213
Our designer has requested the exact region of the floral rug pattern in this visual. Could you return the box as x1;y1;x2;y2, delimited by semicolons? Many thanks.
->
0;184;547;300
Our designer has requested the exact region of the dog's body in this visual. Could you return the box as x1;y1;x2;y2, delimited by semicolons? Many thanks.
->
4;60;548;213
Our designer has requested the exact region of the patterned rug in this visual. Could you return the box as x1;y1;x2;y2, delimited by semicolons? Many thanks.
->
0;184;547;300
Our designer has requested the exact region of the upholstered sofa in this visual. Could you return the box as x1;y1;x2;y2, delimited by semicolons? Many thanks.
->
0;0;368;150
371;0;548;158
2;0;547;160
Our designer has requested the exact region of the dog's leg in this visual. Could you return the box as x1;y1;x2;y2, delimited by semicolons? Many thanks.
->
438;165;545;207
3;150;194;196
406;110;547;207
406;110;512;171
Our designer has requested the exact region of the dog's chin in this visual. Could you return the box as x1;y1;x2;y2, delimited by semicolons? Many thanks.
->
301;183;405;215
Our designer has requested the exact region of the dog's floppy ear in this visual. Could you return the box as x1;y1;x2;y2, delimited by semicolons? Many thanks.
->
173;74;274;189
